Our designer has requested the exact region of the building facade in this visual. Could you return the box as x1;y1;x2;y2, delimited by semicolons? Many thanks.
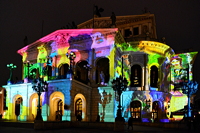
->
2;13;198;122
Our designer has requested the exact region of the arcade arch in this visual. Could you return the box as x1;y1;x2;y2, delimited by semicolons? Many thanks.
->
12;94;23;121
76;60;89;84
49;91;64;121
29;93;39;121
58;63;69;79
74;93;86;121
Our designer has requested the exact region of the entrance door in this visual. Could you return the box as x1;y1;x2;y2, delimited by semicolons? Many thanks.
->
56;99;63;121
152;101;159;122
130;101;141;122
75;98;82;117
15;97;23;120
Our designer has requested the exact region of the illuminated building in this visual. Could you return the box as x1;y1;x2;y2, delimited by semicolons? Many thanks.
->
0;87;6;117
2;13;198;122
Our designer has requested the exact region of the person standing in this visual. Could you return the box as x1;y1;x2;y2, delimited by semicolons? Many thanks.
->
77;113;82;121
127;117;133;130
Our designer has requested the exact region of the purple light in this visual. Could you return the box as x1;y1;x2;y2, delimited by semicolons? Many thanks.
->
160;119;169;123
142;118;150;122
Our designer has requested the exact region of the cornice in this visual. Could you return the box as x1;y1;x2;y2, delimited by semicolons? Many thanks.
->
78;13;154;28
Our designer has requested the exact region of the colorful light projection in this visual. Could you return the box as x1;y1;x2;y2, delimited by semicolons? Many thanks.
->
170;52;198;90
114;41;174;87
168;95;187;120
6;29;118;121
17;29;118;80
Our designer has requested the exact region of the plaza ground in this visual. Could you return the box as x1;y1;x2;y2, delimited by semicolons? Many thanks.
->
0;120;199;133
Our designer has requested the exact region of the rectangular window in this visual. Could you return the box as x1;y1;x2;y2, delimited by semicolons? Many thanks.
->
133;27;139;35
124;29;132;37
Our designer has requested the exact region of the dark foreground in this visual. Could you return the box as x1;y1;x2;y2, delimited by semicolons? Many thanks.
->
0;125;198;133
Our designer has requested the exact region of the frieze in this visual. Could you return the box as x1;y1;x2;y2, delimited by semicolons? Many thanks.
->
129;54;144;66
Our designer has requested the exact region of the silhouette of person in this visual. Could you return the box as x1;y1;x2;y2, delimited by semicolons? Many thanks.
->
100;71;105;85
96;115;100;122
110;12;116;25
127;117;133;130
77;113;82;121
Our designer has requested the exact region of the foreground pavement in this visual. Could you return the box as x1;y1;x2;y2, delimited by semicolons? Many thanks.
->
0;125;198;133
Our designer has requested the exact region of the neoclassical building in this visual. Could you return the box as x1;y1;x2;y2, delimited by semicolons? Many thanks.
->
2;13;198;122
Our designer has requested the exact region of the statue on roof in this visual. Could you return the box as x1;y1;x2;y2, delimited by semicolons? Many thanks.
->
94;5;104;17
110;12;116;26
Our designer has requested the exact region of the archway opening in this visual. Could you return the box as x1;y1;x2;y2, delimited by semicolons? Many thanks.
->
13;95;23;121
130;100;141;122
74;94;86;121
76;61;89;84
29;93;39;120
58;63;69;79
49;91;64;121
96;58;110;85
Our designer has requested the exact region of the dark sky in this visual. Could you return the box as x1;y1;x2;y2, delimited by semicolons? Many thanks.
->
0;0;200;86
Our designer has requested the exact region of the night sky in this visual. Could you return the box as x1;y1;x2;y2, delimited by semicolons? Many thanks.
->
0;1;200;86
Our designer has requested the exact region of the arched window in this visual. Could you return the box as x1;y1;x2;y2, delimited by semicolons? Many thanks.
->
131;65;142;87
58;63;69;79
75;98;82;116
130;100;141;122
152;101;159;122
150;66;158;87
76;61;89;84
30;68;37;79
96;58;110;85
42;65;52;79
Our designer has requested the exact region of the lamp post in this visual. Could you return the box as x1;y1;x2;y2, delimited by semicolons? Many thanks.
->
112;57;128;121
32;78;48;121
180;80;198;118
66;51;76;73
7;63;17;84
99;90;112;122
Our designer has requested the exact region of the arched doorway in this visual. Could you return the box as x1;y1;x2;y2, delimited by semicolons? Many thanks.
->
96;58;110;85
74;94;86;121
29;93;39;121
49;91;64;121
75;98;82;117
130;100;141;122
13;95;23;121
76;61;89;84
56;99;63;121
58;63;69;79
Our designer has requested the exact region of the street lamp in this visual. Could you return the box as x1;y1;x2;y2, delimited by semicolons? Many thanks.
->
99;90;112;122
32;78;48;121
180;80;198;118
7;63;17;84
66;51;76;78
112;57;128;121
